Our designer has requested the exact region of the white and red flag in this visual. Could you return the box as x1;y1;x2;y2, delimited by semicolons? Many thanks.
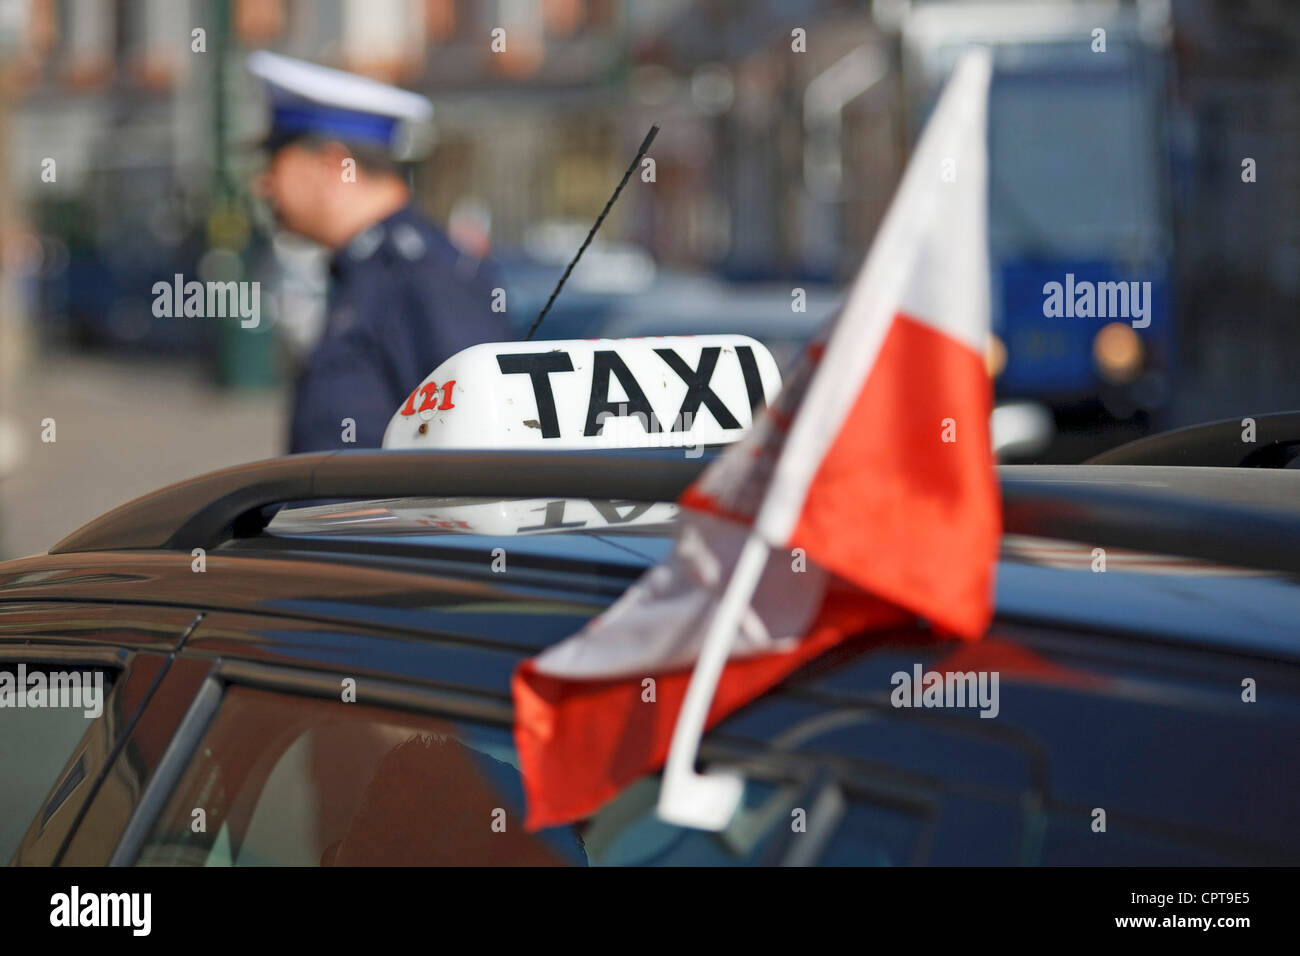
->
513;50;999;831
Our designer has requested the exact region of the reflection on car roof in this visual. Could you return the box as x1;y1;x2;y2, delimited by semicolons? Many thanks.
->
267;496;680;538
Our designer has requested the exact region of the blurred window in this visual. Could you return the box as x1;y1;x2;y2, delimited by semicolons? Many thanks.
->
285;0;343;57
0;665;113;863
985;44;1165;259
136;686;582;866
133;684;921;866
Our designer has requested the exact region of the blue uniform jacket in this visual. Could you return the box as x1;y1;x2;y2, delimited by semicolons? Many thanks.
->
289;205;510;452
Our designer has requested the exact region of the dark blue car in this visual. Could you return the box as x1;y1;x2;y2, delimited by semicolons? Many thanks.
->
2;414;1299;865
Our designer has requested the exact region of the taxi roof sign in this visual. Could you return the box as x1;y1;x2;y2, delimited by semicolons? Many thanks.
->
382;335;782;452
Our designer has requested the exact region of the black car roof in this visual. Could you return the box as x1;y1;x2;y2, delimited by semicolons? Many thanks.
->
45;446;1300;574
0;442;1292;667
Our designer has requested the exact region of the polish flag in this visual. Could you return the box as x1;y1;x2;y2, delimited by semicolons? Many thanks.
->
513;50;998;831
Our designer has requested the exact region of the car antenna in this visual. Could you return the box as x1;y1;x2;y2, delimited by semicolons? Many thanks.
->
524;123;659;341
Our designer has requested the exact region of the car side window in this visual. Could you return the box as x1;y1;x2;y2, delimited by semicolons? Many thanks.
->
135;686;585;866
0;663;114;864
133;683;919;866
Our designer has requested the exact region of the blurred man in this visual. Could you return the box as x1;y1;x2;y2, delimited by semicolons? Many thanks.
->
248;51;510;453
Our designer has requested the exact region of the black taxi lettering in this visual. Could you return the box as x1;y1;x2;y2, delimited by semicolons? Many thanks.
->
516;500;588;533
654;346;741;430
497;352;575;438
589;500;655;524
499;345;756;440
584;351;655;437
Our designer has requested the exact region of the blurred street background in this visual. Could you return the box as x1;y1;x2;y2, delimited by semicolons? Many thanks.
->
1;0;1298;558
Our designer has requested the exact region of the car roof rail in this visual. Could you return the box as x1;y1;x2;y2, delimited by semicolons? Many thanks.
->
1000;465;1300;576
1085;411;1300;467
50;449;706;555
47;450;1300;578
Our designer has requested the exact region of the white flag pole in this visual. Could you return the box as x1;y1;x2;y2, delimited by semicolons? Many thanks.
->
656;530;769;829
656;48;992;832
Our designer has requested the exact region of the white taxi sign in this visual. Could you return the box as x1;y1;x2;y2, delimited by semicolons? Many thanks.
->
382;335;782;451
